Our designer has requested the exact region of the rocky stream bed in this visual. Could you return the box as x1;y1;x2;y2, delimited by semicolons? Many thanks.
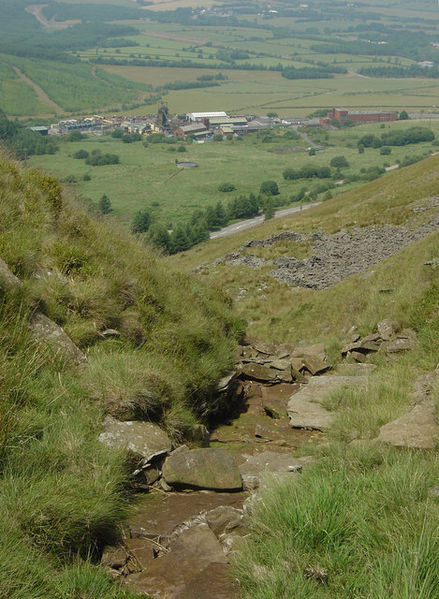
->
98;324;439;599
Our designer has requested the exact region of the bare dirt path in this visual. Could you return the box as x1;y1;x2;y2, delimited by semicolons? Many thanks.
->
12;66;63;114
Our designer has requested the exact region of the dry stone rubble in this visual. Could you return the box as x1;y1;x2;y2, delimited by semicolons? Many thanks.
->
198;213;439;289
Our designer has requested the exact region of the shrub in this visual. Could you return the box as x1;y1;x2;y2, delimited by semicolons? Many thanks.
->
380;146;392;155
330;155;349;168
131;209;151;234
260;180;279;195
218;182;236;192
73;149;89;160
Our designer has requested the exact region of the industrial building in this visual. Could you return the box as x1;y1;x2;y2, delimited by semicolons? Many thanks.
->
321;107;398;127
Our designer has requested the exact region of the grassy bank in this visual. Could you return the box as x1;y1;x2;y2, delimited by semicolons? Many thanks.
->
182;152;439;597
0;151;241;598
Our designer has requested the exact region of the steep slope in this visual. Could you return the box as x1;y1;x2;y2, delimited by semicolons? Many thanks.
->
173;154;439;598
0;152;241;599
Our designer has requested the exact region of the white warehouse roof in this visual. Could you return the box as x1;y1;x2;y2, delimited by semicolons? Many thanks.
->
187;111;228;121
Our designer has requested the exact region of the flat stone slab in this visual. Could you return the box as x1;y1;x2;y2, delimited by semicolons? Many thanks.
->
127;524;236;599
99;416;172;464
376;401;439;449
240;451;308;477
287;375;368;430
162;448;242;491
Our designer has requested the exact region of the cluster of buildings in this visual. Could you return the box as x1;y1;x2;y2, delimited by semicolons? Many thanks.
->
29;106;417;141
41;114;159;136
174;112;284;140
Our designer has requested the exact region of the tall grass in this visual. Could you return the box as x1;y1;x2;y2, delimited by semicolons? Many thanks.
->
236;448;439;599
0;152;241;596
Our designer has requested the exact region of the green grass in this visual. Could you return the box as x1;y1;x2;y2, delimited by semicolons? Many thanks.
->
0;55;147;114
173;152;439;345
235;447;439;599
0;152;242;597
27;120;439;228
0;63;48;116
226;149;439;599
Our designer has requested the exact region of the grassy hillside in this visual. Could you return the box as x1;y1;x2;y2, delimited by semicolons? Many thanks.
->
0;150;241;598
174;153;439;350
173;153;439;597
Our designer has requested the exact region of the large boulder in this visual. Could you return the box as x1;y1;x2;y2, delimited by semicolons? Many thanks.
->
99;416;173;465
376;402;439;449
288;375;368;430
162;448;242;491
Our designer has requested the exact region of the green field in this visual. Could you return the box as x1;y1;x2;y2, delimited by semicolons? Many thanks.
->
1;0;439;118
28;119;439;228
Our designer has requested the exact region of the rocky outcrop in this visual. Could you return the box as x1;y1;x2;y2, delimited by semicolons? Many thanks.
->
342;323;416;362
29;312;86;364
0;257;22;291
235;339;331;386
162;448;242;491
127;523;236;599
201;215;439;289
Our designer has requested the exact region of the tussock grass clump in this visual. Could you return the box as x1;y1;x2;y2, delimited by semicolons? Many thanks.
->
236;448;439;599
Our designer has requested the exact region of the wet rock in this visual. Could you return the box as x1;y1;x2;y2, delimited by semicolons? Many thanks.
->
162;448;242;491
205;506;243;537
376;401;439;449
102;546;128;570
288;375;368;431
128;523;236;599
188;424;210;447
99;416;172;466
29;312;86;364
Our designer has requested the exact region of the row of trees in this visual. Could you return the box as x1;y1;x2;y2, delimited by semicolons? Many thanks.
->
127;190;280;254
358;127;435;149
283;156;349;181
73;148;120;166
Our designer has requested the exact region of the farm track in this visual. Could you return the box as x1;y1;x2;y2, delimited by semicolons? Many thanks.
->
11;66;62;114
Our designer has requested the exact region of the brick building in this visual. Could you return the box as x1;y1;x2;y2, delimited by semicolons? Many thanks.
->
321;107;398;127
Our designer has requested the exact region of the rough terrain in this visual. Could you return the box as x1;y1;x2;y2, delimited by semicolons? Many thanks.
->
202;198;439;289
